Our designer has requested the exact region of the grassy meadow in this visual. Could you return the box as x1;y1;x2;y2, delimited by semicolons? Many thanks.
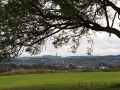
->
0;72;120;90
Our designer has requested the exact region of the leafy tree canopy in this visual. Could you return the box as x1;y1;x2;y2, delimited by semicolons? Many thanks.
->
0;0;120;61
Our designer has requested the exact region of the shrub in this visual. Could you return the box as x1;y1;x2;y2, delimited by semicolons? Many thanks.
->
0;69;55;76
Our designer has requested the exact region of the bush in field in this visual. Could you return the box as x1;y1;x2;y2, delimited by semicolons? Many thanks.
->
100;68;120;72
0;69;55;76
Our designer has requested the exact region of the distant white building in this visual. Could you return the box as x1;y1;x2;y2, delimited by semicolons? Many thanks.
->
65;66;69;69
78;66;86;69
99;66;108;69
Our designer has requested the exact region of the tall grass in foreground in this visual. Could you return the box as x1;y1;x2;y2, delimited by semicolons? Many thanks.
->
0;72;120;90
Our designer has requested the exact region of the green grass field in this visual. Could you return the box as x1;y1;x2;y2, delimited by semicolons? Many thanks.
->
0;72;120;90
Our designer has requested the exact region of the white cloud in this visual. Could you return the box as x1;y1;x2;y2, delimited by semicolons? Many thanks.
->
92;32;120;55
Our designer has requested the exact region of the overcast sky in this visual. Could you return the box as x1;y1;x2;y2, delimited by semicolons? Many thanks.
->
20;31;120;57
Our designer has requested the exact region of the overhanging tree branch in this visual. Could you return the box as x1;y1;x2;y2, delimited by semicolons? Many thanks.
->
105;0;120;15
0;0;120;61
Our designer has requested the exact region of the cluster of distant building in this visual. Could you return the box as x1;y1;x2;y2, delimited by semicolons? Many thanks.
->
1;55;120;69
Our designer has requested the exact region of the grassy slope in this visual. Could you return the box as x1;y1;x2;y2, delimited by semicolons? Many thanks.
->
0;72;120;90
